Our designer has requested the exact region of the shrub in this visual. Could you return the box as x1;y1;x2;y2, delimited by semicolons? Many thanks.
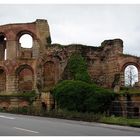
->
52;80;114;113
43;109;103;122
52;80;89;112
84;87;114;113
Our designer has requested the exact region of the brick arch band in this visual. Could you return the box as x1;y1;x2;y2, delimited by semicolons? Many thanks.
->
120;62;140;87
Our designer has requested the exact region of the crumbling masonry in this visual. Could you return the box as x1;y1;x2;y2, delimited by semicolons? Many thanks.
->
0;19;140;111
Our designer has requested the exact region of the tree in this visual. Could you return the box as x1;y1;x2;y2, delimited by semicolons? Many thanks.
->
125;65;138;87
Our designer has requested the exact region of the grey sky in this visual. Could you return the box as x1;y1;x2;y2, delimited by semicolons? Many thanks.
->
0;4;140;56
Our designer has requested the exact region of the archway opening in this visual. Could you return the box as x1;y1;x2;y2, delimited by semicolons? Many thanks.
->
19;34;33;48
0;34;7;60
42;102;47;111
0;68;6;92
16;66;34;92
124;65;138;87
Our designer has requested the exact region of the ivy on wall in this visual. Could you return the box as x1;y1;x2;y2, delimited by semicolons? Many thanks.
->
63;53;91;83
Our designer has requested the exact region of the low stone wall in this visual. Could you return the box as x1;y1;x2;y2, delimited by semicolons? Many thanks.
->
0;91;54;112
0;97;31;110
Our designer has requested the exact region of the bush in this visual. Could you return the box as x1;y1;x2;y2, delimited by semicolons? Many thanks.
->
84;88;114;113
52;80;114;113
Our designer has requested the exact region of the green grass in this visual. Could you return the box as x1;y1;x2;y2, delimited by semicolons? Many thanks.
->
100;116;140;127
42;110;140;127
120;89;140;95
0;90;36;98
1;107;140;127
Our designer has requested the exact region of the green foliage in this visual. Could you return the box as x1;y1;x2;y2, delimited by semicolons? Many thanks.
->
0;90;36;98
120;87;140;95
101;116;140;127
84;87;114;113
52;80;88;112
52;80;114;113
0;90;37;103
66;54;91;83
42;109;102;122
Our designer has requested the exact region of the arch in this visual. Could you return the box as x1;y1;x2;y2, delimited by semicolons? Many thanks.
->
16;30;37;41
53;54;63;61
120;62;140;87
125;65;138;87
16;30;37;49
15;64;34;92
15;64;34;75
43;61;55;88
0;67;6;92
121;62;140;72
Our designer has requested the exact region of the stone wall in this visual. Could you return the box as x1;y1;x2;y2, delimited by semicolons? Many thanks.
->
0;19;140;110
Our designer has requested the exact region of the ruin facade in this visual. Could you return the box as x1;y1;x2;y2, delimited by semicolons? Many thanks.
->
0;19;140;110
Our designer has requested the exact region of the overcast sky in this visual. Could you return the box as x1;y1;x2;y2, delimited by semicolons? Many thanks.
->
0;4;140;56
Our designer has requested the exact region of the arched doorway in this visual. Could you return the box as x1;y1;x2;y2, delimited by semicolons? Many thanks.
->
16;65;34;92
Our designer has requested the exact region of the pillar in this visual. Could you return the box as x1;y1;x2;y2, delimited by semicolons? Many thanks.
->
6;74;17;94
6;40;17;60
120;71;124;87
32;40;40;58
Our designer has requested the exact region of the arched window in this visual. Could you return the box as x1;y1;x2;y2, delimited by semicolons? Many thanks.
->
124;65;138;87
19;34;33;48
0;34;7;60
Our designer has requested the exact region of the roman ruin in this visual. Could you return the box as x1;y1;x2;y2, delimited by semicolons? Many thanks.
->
0;19;140;115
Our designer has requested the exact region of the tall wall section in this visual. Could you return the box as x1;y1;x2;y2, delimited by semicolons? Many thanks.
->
0;19;140;95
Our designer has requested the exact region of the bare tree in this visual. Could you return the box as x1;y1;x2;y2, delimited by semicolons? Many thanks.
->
125;65;138;87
